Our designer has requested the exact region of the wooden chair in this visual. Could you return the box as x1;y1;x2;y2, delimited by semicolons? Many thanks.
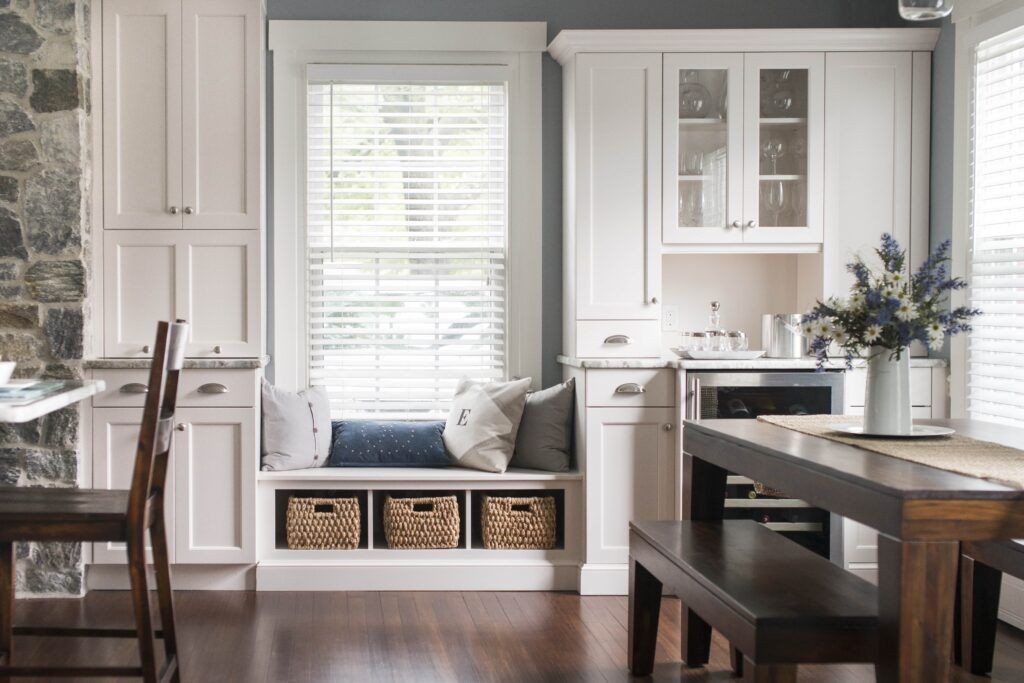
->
0;320;187;682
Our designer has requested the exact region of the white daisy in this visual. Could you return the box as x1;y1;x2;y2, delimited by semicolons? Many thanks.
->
849;291;864;307
894;300;916;321
814;319;834;338
832;328;850;345
801;322;816;337
865;324;883;343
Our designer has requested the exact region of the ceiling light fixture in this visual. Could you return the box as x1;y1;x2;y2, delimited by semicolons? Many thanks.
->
898;0;953;20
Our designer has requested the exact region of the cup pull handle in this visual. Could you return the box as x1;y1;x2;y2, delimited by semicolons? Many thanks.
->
603;334;632;345
615;382;646;395
197;383;229;394
119;383;149;394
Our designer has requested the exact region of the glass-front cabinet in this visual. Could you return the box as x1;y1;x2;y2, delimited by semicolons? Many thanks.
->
663;52;823;245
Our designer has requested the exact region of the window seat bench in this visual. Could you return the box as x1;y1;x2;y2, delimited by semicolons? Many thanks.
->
257;467;582;482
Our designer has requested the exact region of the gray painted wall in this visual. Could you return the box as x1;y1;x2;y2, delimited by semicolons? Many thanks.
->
266;0;942;386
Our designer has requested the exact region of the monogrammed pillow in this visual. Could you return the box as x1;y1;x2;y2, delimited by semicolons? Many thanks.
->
442;377;531;473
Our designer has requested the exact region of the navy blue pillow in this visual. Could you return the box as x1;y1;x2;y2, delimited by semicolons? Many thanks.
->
329;420;450;467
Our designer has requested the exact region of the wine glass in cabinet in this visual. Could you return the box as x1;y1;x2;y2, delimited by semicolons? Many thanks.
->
663;54;744;244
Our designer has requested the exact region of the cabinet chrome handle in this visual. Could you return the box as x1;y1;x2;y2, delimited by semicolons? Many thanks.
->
213;345;222;354
183;206;194;215
745;220;758;229
119;383;149;394
176;424;186;432
198;382;229;394
689;377;702;420
663;423;674;431
615;382;646;395
603;334;632;345
731;220;742;229
169;206;179;215
142;345;151;354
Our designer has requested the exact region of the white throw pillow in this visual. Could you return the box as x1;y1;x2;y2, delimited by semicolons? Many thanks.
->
443;377;531;473
260;380;332;471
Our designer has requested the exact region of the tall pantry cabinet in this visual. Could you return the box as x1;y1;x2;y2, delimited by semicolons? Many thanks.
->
88;0;264;580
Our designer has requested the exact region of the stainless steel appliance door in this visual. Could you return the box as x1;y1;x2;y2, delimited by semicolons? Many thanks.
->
685;370;845;420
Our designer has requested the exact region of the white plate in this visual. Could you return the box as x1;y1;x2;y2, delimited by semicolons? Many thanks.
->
671;349;767;360
834;424;956;439
0;379;37;389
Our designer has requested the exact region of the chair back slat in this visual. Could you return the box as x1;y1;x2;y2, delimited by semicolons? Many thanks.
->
126;320;188;538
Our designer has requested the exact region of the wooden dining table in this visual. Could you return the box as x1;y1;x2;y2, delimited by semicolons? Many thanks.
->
681;418;1024;683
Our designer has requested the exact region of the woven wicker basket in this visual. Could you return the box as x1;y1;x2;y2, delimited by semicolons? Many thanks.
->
383;496;460;549
481;495;557;550
286;497;361;550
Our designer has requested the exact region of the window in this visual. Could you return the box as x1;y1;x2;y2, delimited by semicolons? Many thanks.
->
306;66;510;419
968;26;1024;427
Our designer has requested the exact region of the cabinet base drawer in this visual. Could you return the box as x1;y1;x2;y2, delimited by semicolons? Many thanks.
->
575;321;661;358
586;369;675;407
92;369;258;408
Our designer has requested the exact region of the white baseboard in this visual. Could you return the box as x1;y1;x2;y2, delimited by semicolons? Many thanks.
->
86;564;256;591
578;563;627;595
256;560;579;591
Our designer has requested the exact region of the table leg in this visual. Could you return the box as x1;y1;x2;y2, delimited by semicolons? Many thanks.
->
959;553;1002;675
627;558;662;676
877;536;958;682
680;452;727;667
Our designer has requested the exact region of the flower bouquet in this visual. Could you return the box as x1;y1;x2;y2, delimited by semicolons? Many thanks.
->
802;234;978;435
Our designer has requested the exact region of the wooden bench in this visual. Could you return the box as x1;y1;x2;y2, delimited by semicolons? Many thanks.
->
959;539;1024;675
628;520;878;682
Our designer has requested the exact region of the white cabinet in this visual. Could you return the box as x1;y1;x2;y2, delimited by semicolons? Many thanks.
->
92;408;170;563
823;51;930;299
174;407;256;564
103;230;260;358
102;0;260;230
662;52;824;245
584;406;676;567
92;379;258;566
570;53;661;323
102;0;182;230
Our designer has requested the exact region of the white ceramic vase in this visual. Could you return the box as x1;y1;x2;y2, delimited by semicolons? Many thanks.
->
863;346;912;435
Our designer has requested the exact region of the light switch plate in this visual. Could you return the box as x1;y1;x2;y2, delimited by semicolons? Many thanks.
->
662;305;679;331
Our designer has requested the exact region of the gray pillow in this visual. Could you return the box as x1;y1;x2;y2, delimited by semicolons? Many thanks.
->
443;377;531;473
511;377;575;472
260;380;332;471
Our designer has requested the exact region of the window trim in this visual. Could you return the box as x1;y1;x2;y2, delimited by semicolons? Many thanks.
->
951;2;1024;416
270;22;544;393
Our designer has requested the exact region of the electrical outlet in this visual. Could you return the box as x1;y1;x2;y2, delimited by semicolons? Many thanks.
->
662;305;679;331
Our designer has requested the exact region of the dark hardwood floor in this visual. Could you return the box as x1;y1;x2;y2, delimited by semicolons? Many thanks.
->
9;590;1024;682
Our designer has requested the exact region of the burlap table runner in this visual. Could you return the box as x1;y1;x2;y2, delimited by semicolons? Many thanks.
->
756;414;1024;490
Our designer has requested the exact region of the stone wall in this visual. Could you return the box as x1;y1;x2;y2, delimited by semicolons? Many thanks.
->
0;0;90;595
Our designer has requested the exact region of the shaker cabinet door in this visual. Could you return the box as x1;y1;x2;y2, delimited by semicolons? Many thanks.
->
173;407;256;564
823;52;913;298
102;0;183;230
574;53;661;320
180;231;261;357
181;0;261;229
92;408;173;564
585;407;675;567
103;232;180;357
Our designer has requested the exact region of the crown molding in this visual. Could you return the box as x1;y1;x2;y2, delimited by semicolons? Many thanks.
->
270;21;548;53
547;28;941;64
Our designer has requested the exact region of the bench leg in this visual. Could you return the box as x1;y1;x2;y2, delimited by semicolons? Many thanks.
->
628;558;662;676
959;553;1002;675
742;656;796;683
730;646;744;677
681;606;712;667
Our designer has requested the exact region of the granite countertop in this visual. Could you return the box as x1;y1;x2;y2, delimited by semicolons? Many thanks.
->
556;354;947;370
84;355;271;370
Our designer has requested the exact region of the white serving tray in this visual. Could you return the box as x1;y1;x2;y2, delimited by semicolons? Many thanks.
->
671;349;767;360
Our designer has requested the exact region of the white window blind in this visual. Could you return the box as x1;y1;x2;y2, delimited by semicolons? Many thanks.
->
306;69;509;419
969;28;1024;427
